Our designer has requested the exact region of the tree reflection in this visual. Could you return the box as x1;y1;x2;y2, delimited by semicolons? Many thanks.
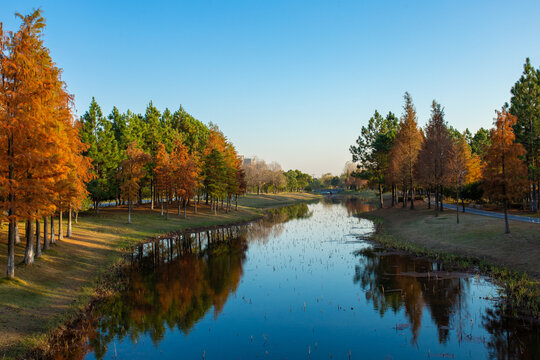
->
482;305;540;360
354;248;468;344
86;236;247;359
55;203;312;360
354;247;540;358
246;202;312;243
343;196;376;216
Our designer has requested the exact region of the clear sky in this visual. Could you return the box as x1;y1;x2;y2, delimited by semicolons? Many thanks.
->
1;1;539;176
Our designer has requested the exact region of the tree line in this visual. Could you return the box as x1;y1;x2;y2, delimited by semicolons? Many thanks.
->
0;11;93;278
242;157;312;193
0;11;248;278
350;58;539;233
80;97;248;221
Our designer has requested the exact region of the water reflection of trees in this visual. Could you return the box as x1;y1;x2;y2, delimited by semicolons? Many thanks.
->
86;236;247;359
354;248;540;358
342;196;376;216
57;203;313;360
354;248;469;344
482;306;540;360
246;202;312;243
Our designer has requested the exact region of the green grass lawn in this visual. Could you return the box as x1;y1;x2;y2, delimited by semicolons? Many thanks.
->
0;192;320;359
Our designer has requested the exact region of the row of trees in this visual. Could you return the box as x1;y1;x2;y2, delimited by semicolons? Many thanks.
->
80;97;249;220
0;11;248;278
0;11;93;278
350;59;538;232
242;157;312;193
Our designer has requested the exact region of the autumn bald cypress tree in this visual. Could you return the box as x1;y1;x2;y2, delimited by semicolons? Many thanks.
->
388;93;423;209
483;108;528;233
416;101;452;214
119;142;150;224
1;10;86;273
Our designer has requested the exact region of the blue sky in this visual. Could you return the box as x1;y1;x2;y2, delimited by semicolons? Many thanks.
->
1;1;539;176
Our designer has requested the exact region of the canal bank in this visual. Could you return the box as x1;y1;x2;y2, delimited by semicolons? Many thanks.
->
38;199;540;359
0;193;320;359
359;199;540;317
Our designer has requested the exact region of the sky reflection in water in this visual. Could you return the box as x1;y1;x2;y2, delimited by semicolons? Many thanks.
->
75;199;539;360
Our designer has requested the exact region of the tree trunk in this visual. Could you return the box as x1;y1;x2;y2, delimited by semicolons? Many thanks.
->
7;220;15;278
94;201;99;214
456;181;460;224
7;136;16;277
67;205;72;238
14;221;20;244
24;219;35;264
427;188;431;209
75;211;78;224
166;195;169;220
50;215;56;244
35;219;42;258
151;181;154;210
439;185;444;212
43;216;50;250
59;211;64;240
410;187;415;209
128;197;132;224
434;186;439;217
178;196;181;215
402;186;407;208
378;183;383;209
161;193;164;216
532;182;538;213
184;202;187;219
236;195;238;210
195;198;198;214
504;199;510;234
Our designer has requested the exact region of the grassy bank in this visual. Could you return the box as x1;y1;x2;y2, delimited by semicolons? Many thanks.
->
0;192;320;358
358;197;540;315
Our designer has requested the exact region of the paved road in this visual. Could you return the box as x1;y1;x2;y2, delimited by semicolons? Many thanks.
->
435;202;540;224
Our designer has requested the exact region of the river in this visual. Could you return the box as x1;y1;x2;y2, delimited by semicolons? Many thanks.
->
57;198;539;359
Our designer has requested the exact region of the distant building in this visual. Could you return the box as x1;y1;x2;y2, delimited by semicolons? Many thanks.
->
240;156;256;167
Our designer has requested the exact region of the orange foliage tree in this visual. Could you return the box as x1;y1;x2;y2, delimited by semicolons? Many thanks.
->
388;92;423;209
483;108;528;233
155;142;173;219
447;136;482;223
1;10;91;276
170;138;201;218
119;142;150;224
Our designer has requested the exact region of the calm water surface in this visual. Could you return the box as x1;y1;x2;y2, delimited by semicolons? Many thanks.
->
68;199;538;359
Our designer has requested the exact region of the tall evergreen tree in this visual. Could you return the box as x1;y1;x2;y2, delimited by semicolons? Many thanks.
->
80;98;120;211
469;128;491;157
350;111;399;208
509;58;540;212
